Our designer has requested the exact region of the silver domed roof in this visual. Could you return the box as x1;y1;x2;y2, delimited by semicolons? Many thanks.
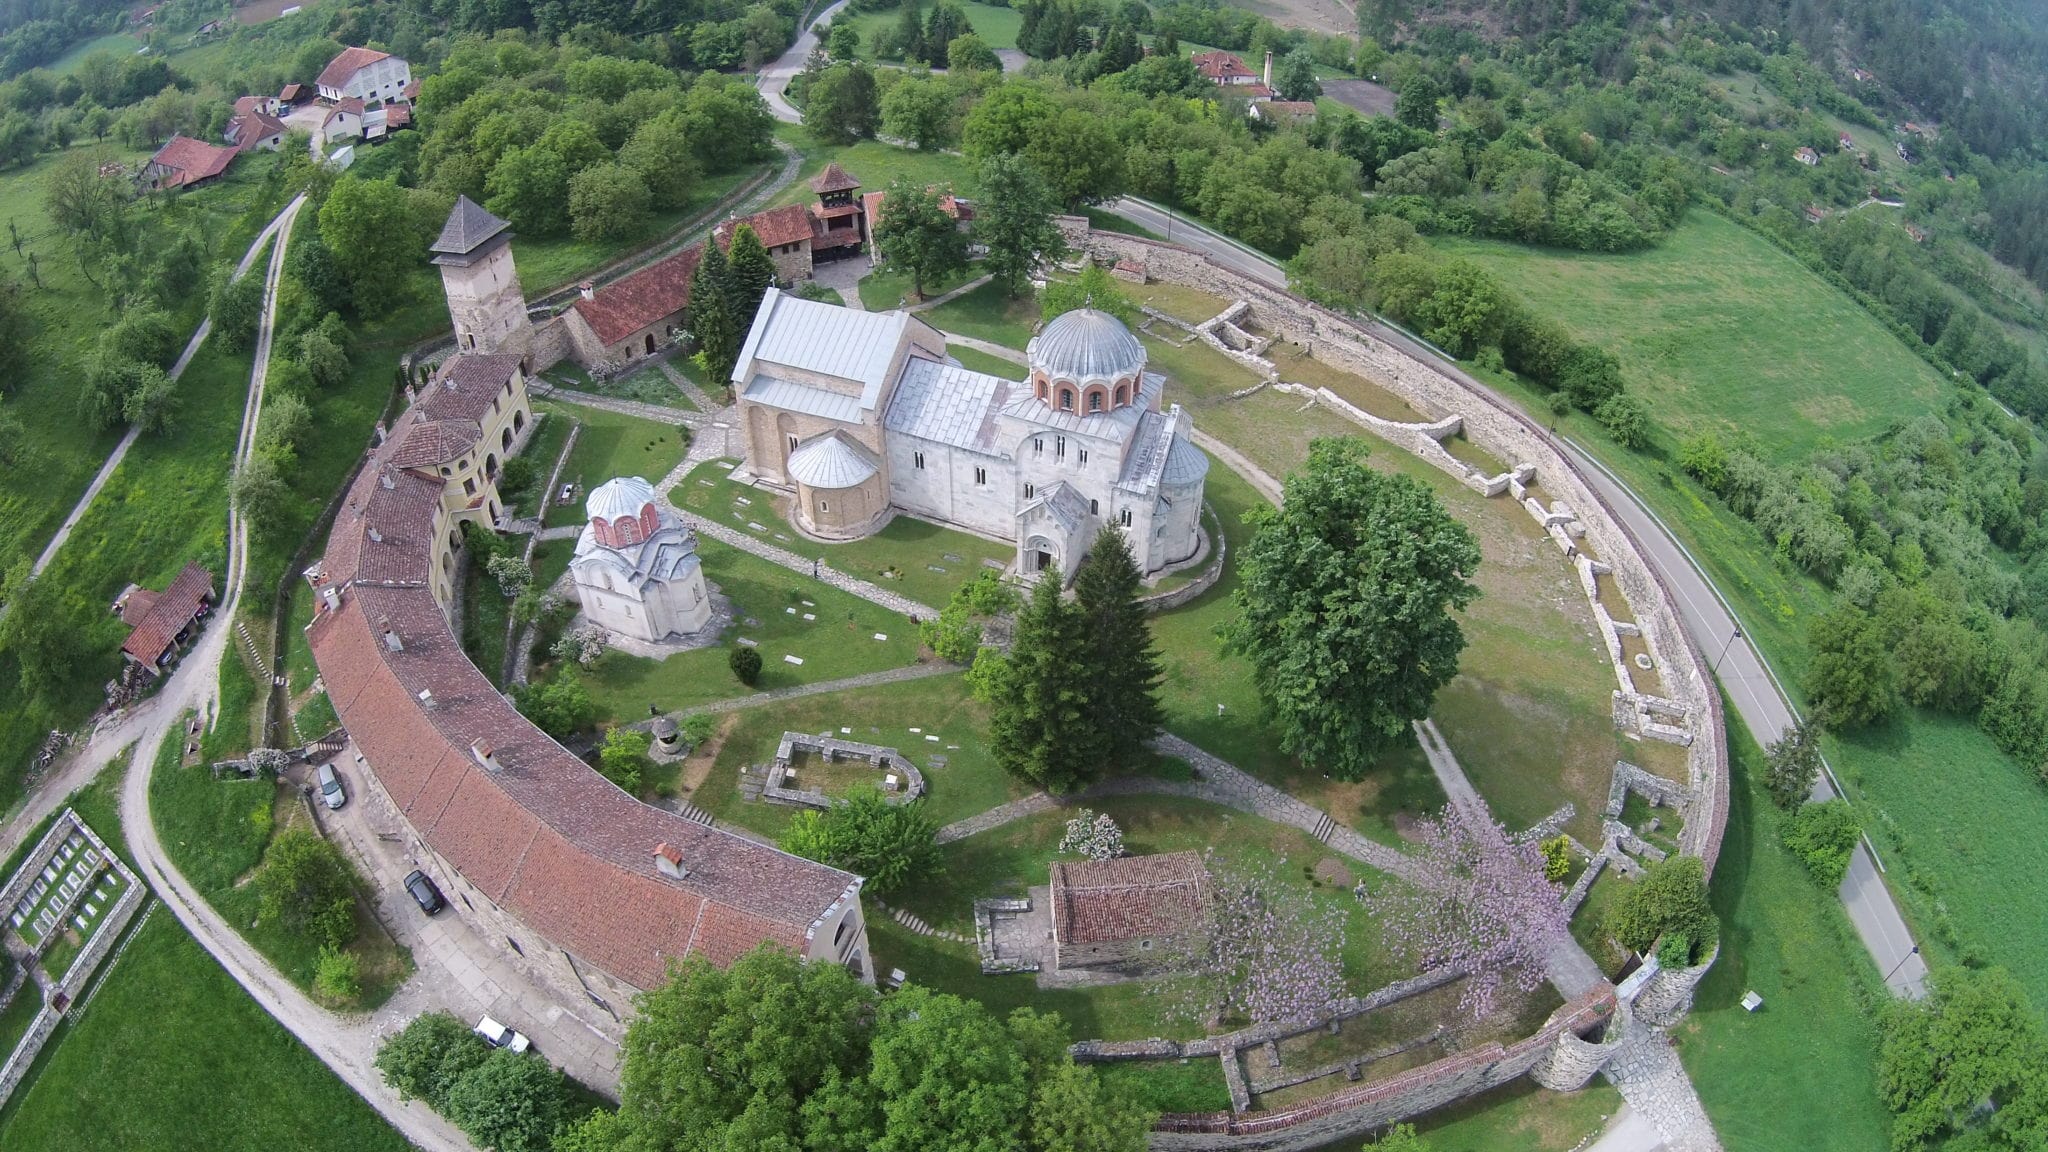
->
787;433;879;490
1163;434;1210;486
1028;308;1145;385
586;476;656;523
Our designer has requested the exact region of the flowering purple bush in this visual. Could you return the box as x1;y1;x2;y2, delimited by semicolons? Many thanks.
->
1057;809;1124;860
1164;855;1347;1027
1358;804;1569;1020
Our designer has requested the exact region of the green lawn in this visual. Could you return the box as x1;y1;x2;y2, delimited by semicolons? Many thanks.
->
769;128;978;211
945;345;1022;377
687;671;1027;836
859;262;983;310
539;402;692;528
1436;210;1948;464
566;538;925;722
922;277;1039;348
578;356;698;410
148;726;411;1008
670;459;1014;609
0;913;411;1152
461;553;513;687
1676;703;1890;1152
831;2;1022;60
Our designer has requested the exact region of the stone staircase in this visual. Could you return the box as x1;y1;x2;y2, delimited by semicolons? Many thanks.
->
674;800;714;826
234;618;272;683
1309;813;1337;844
877;900;971;943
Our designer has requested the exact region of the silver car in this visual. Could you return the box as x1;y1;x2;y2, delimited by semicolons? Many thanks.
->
317;762;347;810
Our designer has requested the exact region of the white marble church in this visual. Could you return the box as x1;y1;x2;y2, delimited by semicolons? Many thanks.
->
733;289;1209;583
569;477;714;642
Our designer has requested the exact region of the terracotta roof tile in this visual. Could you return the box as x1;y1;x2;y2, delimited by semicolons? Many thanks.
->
422;353;523;422
718;203;815;250
1193;50;1254;82
318;46;391;90
120;562;213;665
149;136;236;188
386;418;480;467
570;244;702;347
809;162;862;194
1050;851;1208;945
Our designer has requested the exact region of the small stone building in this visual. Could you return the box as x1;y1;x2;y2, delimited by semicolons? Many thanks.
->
569;477;714;643
115;563;215;675
1048;850;1208;973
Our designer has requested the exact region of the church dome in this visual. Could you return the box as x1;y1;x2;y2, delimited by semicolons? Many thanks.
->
1163;434;1210;486
1028;308;1146;387
587;476;657;523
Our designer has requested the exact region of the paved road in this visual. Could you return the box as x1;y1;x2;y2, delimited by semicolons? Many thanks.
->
758;0;850;123
1102;196;1930;1001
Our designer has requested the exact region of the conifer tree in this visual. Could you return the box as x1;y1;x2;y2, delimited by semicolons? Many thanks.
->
686;240;740;390
894;0;925;64
1073;526;1163;768
723;223;775;326
990;576;1102;793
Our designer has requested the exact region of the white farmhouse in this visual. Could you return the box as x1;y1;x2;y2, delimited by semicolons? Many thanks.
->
316;47;411;104
569;478;714;643
734;290;1207;582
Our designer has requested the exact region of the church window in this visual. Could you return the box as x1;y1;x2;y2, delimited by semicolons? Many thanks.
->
1090;498;1099;515
1059;389;1074;411
820;500;829;512
1023;483;1035;499
1088;391;1103;412
975;467;987;485
914;452;925;469
1119;507;1133;527
1055;436;1065;460
1115;385;1129;406
788;435;799;454
1078;448;1088;465
1033;438;1043;456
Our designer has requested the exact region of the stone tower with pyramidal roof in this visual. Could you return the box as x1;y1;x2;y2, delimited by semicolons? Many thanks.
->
432;195;533;359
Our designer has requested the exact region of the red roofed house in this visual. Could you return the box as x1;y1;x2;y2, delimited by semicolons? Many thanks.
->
305;351;872;1021
1048;851;1208;973
564;244;704;371
114;563;215;674
226;95;287;152
316;46;411;104
1193;49;1258;85
278;82;308;107
141;135;238;191
322;98;366;147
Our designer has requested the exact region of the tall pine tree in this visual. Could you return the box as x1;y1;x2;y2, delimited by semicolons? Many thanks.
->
686;240;740;391
1073;526;1163;768
724;223;775;325
990;576;1102;793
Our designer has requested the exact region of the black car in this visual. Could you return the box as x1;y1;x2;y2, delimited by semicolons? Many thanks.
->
403;869;445;915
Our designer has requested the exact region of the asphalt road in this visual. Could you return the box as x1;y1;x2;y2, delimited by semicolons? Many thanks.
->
1106;197;1930;999
758;0;850;123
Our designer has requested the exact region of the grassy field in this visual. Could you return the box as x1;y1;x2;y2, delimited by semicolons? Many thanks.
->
516;164;764;294
670;459;1014;609
1444;209;2048;1008
686;671;1027;836
539;402;691;527
832;1;1023;58
566;538;926;722
148;727;411;1008
1437;210;1947;463
0;912;411;1152
1675;704;1891;1152
769;127;977;211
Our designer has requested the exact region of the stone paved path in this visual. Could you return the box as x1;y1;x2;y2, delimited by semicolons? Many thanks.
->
907;273;994;313
533;382;705;428
1191;429;1283;504
631;662;958;729
672;508;941;620
935;792;1059;844
939;332;1028;365
1414;718;1489;824
656;361;718;410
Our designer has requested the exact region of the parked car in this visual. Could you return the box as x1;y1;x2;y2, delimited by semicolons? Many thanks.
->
402;869;445;915
474;1016;531;1054
316;762;347;810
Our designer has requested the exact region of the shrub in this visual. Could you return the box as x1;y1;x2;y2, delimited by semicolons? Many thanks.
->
680;713;716;747
255;827;358;951
1540;835;1573;882
597;726;651;794
965;645;1008;703
1655;931;1695;971
1058;809;1124;860
443;1048;573;1152
1783;799;1861;888
313;945;362;1004
1763;721;1824;809
778;790;941;897
375;1012;492;1109
729;644;763;685
1607;855;1717;960
1594;392;1651;449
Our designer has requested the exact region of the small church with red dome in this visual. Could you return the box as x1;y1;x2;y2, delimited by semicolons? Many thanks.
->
567;476;714;643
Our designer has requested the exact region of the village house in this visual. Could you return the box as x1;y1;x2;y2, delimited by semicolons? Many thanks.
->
1794;145;1822;166
316;46;411;104
277;82;308;108
563;245;702;368
226;96;287;152
1048;851;1208;973
1192;48;1277;100
114;563;215;675
321;98;365;147
141;135;237;191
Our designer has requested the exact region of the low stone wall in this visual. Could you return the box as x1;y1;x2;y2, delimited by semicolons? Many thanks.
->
761;732;927;809
1139;505;1227;614
1631;945;1718;1028
0;1001;58;1109
1070;967;1465;1064
1079;228;1728;879
1149;991;1616;1151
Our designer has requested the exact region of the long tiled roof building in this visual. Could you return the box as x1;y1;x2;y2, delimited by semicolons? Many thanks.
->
307;352;873;1020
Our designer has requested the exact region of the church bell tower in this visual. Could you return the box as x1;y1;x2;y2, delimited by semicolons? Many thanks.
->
431;195;533;358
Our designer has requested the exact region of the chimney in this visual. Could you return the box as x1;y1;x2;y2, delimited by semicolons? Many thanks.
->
368;527;383;543
373;420;388;445
1263;51;1273;87
381;624;403;652
579;281;596;301
417;687;435;708
469;738;501;772
653;843;687;880
319;586;341;614
380;472;395;491
404;384;417;407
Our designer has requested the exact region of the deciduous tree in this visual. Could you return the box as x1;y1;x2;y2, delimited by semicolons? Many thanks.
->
443;1048;574;1152
1807;601;1901;728
975;154;1069;297
1274;48;1322;102
568;161;652;243
375;1012;493;1109
1878;966;2048;1151
804;61;881;146
1606;855;1716;961
1225;438;1480;780
319;175;429;308
1763;720;1823;809
255;827;357;950
872;178;968;300
617;110;699;211
880;73;958;151
1168;855;1346;1026
597;726;651;794
778;789;942;896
